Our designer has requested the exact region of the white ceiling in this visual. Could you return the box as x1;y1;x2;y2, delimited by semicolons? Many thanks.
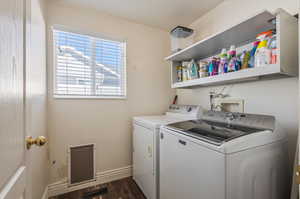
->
51;0;224;30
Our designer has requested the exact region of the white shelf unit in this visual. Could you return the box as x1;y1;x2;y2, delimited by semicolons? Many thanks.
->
166;9;298;89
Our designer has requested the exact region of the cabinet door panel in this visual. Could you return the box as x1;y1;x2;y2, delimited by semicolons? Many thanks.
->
0;0;25;198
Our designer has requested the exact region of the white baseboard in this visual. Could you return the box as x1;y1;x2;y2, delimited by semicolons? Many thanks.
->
41;186;48;199
47;165;132;197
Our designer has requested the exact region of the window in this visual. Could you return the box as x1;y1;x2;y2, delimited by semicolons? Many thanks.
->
53;28;126;98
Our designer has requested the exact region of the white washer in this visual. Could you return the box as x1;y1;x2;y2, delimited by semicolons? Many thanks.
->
160;111;289;199
132;105;202;199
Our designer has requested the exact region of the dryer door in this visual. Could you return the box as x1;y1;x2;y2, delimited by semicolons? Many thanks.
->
133;124;156;199
160;128;226;199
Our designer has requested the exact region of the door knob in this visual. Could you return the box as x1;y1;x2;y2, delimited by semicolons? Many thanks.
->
26;136;47;149
296;165;300;184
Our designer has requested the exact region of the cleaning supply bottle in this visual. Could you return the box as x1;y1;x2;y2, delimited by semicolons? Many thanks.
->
189;59;199;79
254;30;273;67
268;34;277;64
241;50;250;69
198;61;208;78
176;66;182;82
248;41;260;68
218;48;228;74
182;62;189;81
236;54;242;71
255;39;271;67
208;58;214;76
186;61;192;80
215;57;220;75
208;57;218;76
227;45;237;72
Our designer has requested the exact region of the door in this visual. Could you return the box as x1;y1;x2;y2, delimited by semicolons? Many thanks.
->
297;8;300;199
133;123;156;199
0;0;26;199
298;9;300;198
24;0;48;198
159;129;225;199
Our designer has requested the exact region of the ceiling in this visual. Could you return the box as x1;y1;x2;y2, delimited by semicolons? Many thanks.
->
51;0;224;30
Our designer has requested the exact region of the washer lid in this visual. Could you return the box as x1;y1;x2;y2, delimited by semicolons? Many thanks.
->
133;115;187;129
165;119;268;146
133;104;203;129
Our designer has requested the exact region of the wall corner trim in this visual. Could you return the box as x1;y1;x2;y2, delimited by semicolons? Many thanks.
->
47;165;132;197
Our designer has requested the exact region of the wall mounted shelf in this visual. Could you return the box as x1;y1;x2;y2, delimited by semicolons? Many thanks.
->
166;9;298;89
172;64;281;88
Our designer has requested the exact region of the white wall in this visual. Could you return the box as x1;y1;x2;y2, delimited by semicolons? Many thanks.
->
25;0;48;199
190;0;298;41
177;0;299;178
46;1;174;183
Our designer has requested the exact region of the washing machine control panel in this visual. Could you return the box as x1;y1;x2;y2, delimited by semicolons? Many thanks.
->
202;111;275;131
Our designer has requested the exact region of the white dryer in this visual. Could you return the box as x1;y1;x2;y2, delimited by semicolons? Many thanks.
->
132;105;202;199
160;110;289;199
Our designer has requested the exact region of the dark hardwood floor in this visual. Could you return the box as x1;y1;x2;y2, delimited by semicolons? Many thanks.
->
49;177;146;199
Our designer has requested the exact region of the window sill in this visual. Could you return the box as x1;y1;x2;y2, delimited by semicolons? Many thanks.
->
53;95;127;100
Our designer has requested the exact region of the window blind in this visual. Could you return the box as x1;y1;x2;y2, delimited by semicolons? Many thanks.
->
53;29;126;98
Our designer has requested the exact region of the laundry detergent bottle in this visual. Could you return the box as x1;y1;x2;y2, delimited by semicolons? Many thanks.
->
208;57;218;76
227;45;237;72
189;59;199;79
218;48;228;74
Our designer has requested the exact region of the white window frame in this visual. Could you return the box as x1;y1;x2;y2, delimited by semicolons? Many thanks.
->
52;25;127;99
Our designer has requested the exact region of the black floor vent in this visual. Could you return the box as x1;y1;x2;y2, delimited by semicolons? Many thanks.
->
82;187;108;199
